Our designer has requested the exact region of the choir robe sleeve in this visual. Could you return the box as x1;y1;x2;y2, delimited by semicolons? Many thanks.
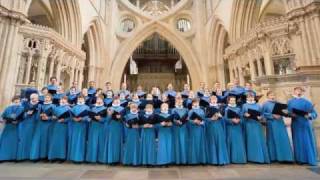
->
262;102;275;120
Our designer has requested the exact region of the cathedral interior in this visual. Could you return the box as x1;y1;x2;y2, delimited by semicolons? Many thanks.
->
1;0;320;124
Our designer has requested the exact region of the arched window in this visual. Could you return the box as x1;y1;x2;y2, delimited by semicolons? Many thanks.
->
176;18;191;32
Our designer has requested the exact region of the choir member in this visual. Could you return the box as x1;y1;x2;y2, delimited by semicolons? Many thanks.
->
188;98;207;164
183;91;195;109
52;86;65;105
262;90;293;163
0;96;24;161
104;90;114;107
17;93;40;161
88;81;97;98
69;95;90;163
197;82;206;98
205;106;229;165
242;92;270;164
224;96;247;164
104;82;114;97
164;83;177;109
171;97;189;165
123;103;141;166
139;104;157;166
156;103;174;166
47;76;58;95
288;87;318;166
48;96;70;161
67;86;79;106
181;84;190;99
118;82;130;98
136;85;146;99
107;97;125;164
30;94;55;160
39;87;49;104
86;95;108;163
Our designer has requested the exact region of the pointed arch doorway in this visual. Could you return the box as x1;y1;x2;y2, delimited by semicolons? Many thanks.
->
122;33;191;91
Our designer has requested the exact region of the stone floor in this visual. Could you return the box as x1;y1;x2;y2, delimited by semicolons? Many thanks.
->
0;162;319;180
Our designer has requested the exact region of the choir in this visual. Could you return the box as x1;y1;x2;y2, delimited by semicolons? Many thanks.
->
0;77;318;166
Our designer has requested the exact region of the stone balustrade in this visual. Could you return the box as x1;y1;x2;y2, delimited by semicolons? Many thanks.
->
15;23;86;92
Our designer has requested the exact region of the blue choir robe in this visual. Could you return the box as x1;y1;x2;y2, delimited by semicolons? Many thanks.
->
67;93;79;106
205;117;230;165
88;87;96;97
242;103;270;163
171;107;189;164
47;84;57;95
187;108;207;164
53;93;65;105
123;112;140;166
104;98;113;107
156;112;175;165
180;90;189;99
17;102;40;160
230;86;246;106
48;105;70;160
288;97;318;166
30;103;55;160
106;105;125;164
0;104;24;161
39;95;45;104
183;98;192;110
224;106;247;164
86;105;108;163
139;112;157;165
262;100;293;162
69;104;90;162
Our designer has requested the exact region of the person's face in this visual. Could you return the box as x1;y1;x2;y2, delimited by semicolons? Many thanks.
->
60;98;67;104
268;93;275;100
78;98;85;104
146;94;153;100
215;82;221;89
70;88;76;93
167;84;173;90
121;83;127;90
189;91;195;98
234;79;240;86
247;96;255;102
107;91;113;98
200;82;205;88
137;86;142;91
210;96;218;104
245;83;252;89
82;89;88;95
106;83;112;89
130;106;138;113
229;98;236;105
294;88;303;96
57;86;63;93
161;104;169;112
13;99;20;104
120;93;125;100
162;94;168;101
51;78;57;85
176;99;183;106
89;81;95;87
113;99;120;105
44;95;52;103
73;82;78;87
96;98;103;105
145;107;153;113
184;84;190;91
31;96;38;103
42;89;48;95
192;102;199;108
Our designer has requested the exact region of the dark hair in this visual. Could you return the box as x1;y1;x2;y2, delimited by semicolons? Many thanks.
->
61;96;68;100
41;87;48;91
11;95;20;102
105;82;111;85
191;98;199;104
50;77;57;81
78;95;85;100
227;96;236;103
266;90;274;96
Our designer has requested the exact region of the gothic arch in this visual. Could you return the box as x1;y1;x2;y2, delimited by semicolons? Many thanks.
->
207;16;229;87
83;18;105;87
107;21;202;90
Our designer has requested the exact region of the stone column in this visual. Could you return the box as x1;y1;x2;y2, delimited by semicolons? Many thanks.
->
48;58;55;80
78;69;84;89
0;5;29;109
238;67;245;86
37;40;52;88
24;51;33;84
249;59;257;81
